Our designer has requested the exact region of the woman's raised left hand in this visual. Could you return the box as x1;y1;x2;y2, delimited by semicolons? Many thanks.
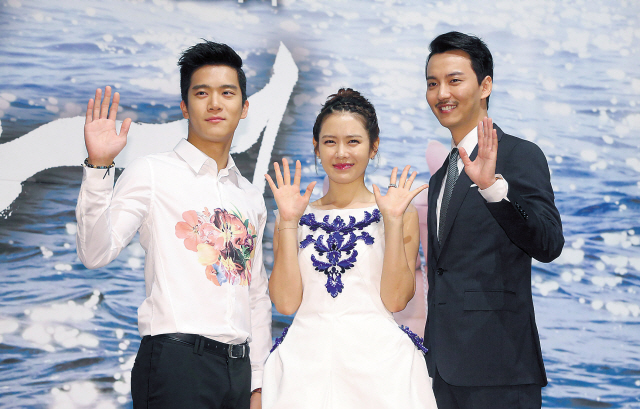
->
373;165;428;220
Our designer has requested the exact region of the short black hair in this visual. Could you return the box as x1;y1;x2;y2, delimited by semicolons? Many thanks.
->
426;31;493;109
178;40;247;106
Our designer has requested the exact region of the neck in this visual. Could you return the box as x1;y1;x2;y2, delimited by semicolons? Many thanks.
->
321;178;374;208
187;136;232;172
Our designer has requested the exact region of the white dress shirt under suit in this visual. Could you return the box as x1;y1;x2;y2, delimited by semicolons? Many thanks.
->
76;139;272;390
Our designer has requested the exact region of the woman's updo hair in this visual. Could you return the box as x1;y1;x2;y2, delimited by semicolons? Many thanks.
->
312;88;380;154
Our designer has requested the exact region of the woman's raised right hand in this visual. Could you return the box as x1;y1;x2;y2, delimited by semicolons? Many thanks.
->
265;158;317;224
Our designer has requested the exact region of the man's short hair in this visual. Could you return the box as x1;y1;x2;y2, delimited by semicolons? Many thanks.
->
178;40;247;106
427;31;494;109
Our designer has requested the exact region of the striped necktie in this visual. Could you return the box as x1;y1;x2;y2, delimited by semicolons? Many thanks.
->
438;148;459;243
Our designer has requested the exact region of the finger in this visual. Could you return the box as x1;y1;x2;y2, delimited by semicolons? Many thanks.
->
85;98;94;125
491;128;498;153
101;86;112;119
293;160;302;187
302;181;317;201
484;117;492;151
119;117;132;139
477;119;486;151
409;183;429;199
372;184;381;201
389;167;398;186
274;162;284;187
405;171;418;190
486;117;497;153
93;88;102;121
282;157;291;185
398;165;411;188
459;146;472;168
109;91;121;120
264;174;277;193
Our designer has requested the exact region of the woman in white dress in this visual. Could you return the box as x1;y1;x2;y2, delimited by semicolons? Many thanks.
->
262;88;438;409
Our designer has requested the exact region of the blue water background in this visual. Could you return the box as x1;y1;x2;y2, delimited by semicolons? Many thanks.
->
1;0;639;407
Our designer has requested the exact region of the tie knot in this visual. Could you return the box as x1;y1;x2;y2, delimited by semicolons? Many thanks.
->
450;148;459;160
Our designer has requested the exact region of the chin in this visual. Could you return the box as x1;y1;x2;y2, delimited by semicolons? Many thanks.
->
328;172;364;185
437;117;460;130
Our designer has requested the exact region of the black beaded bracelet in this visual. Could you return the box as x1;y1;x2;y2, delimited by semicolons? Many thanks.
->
83;158;115;179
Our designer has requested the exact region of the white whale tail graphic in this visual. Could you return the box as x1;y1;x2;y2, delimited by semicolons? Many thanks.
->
0;42;298;217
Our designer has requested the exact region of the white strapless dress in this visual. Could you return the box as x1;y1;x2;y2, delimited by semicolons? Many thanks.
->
262;206;437;409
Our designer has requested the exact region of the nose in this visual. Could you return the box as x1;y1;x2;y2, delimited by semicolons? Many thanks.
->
208;93;221;111
336;142;348;158
437;83;450;101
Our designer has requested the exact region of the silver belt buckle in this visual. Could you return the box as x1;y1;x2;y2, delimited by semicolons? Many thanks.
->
228;344;245;359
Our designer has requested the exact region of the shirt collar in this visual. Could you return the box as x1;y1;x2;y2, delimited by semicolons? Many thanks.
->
451;126;478;158
174;139;240;176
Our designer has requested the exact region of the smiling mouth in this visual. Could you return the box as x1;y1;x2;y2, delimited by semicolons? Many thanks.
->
437;104;457;113
333;163;353;170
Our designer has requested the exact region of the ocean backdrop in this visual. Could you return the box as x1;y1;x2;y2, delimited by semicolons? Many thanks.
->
0;0;639;408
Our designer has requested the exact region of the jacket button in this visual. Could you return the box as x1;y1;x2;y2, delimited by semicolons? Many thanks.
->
436;268;444;275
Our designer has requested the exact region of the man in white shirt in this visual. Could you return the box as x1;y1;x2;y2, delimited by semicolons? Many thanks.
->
421;32;564;409
76;41;271;409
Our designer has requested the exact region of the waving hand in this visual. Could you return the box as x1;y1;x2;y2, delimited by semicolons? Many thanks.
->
84;86;132;166
459;117;498;190
373;165;428;220
265;158;317;224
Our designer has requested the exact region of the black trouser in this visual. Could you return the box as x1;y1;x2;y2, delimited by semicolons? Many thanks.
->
433;366;542;409
131;334;251;409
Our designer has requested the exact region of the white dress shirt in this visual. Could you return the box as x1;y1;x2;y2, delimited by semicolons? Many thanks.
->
436;127;509;233
76;139;272;389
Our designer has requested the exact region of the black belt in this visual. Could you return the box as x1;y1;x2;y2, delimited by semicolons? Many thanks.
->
148;333;249;358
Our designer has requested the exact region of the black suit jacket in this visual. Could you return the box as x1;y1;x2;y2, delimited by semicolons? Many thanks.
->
423;124;564;387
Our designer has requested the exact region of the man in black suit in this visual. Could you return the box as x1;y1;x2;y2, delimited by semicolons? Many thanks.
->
422;31;564;408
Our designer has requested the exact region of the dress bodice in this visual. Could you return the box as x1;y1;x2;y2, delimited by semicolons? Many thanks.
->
294;205;391;320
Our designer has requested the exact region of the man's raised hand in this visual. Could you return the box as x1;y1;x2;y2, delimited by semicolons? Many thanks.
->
84;86;132;166
459;117;498;190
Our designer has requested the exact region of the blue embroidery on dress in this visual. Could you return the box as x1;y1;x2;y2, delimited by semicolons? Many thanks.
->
299;209;381;298
270;326;289;353
400;325;429;354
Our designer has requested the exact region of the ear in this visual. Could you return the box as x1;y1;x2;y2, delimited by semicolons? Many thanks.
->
180;100;189;119
480;75;492;101
370;139;380;159
240;99;249;119
312;138;319;156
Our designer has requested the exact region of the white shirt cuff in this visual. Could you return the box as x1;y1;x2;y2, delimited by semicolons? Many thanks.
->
478;174;509;203
251;369;263;391
81;166;116;190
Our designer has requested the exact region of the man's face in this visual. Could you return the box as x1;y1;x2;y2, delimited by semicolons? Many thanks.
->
426;50;491;138
180;65;248;150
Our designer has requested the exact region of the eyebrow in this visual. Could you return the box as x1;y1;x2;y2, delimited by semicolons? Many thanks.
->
426;71;466;80
191;84;239;91
320;134;364;139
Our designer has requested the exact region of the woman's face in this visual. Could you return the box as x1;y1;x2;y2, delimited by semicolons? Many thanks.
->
314;112;377;185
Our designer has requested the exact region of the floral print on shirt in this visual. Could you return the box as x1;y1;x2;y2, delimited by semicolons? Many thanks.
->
175;207;256;286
